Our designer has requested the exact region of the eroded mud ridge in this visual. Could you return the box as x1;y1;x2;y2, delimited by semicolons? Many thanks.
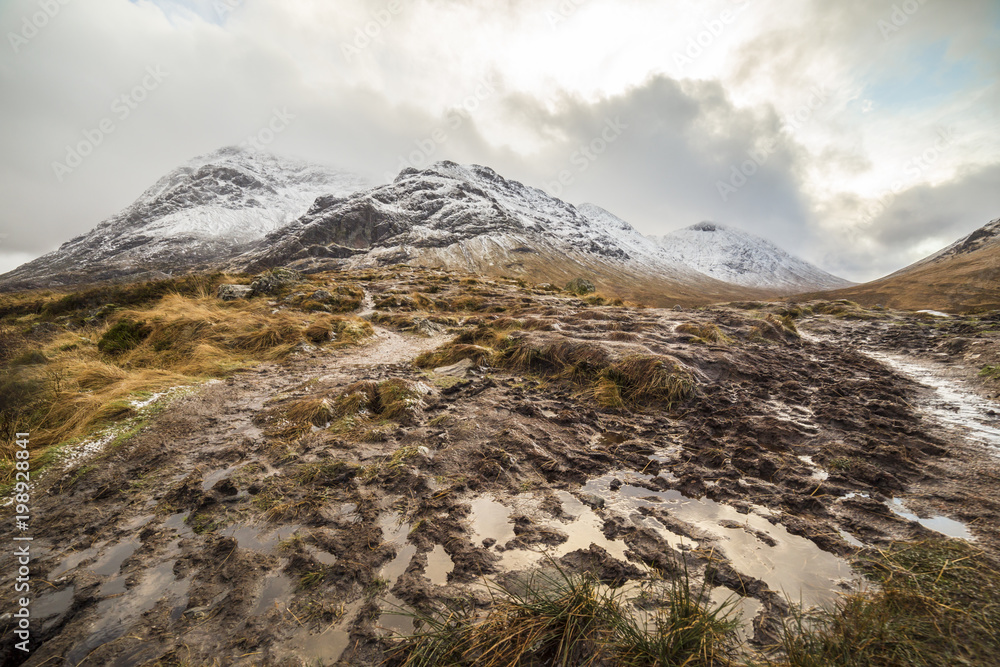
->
3;272;998;665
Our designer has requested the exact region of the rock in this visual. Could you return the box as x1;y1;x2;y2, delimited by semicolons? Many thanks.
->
609;478;622;491
564;277;596;295
311;289;333;302
673;304;684;311
217;284;254;301
433;357;475;377
482;538;497;549
579;493;605;510
249;268;301;295
414;318;445;337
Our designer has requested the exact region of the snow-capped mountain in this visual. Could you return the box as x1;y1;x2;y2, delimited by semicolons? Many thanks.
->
649;222;852;293
235;162;687;272
0;149;835;306
228;161;763;305
0;147;370;289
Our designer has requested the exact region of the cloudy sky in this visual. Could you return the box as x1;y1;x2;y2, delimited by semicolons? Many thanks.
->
1;0;998;281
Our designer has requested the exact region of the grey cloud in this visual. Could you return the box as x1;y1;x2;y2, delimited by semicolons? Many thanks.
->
823;163;1000;280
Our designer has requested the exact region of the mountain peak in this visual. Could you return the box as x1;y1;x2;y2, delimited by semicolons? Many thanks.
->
689;221;725;232
650;223;851;293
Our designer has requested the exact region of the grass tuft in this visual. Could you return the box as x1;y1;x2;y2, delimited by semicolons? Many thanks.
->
392;567;738;667
775;539;1000;667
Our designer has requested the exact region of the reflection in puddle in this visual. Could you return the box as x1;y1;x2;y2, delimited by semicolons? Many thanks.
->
65;561;190;665
201;465;240;491
49;544;102;579
709;587;763;642
309;547;338;566
469;495;516;547
425;545;454;586
164;512;195;538
220;523;300;552
123;514;155;532
90;539;139;576
252;571;293;616
292;599;364;663
34;586;75;621
587;475;857;610
461;474;857;612
377;512;417;636
889;498;973;540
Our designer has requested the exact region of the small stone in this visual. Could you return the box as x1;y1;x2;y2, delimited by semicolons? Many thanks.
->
433;357;475;377
482;538;496;548
609;478;622;491
579;493;605;510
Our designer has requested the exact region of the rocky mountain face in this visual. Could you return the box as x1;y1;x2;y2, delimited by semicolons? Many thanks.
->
648;222;853;293
0;147;370;290
226;161;773;306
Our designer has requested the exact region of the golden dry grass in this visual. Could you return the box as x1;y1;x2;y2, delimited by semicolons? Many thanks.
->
0;289;375;474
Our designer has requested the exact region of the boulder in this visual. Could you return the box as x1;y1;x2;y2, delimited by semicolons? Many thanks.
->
564;277;596;295
249;268;301;295
217;284;254;301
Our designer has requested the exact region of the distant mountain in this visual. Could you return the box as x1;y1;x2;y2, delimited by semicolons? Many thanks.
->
648;222;853;293
229;161;769;306
801;217;1000;312
0;150;795;306
0;147;370;290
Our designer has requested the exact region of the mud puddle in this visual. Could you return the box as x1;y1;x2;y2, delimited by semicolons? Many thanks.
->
425;544;454;586
888;498;974;540
466;477;856;614
220;523;300;552
377;511;417;636
65;560;190;665
585;473;858;610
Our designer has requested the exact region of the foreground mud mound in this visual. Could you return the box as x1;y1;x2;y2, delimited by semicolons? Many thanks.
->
1;272;998;665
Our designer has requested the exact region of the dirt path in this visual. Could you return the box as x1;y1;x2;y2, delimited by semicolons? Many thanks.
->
0;324;446;666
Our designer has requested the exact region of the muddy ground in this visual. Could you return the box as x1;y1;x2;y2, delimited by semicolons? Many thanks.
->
2;272;998;666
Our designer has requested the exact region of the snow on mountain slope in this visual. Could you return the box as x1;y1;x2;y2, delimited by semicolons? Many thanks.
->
236;162;705;279
0;147;370;289
649;222;852;293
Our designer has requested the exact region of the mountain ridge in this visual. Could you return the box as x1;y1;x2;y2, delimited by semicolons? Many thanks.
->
649;221;853;293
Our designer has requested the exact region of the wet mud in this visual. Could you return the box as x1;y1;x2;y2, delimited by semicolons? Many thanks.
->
2;275;998;665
